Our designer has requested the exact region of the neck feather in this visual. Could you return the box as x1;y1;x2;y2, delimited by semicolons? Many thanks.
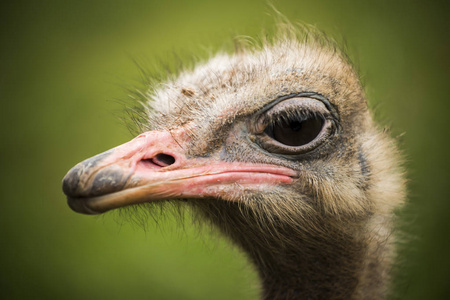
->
192;201;394;300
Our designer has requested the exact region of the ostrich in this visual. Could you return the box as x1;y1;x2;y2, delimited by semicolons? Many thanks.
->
62;27;405;300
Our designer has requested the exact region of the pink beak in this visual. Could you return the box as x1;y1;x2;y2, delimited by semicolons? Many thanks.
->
62;128;295;215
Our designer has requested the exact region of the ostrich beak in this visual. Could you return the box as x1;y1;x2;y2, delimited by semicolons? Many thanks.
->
62;129;295;215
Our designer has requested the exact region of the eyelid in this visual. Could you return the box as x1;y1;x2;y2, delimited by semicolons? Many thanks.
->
254;97;330;133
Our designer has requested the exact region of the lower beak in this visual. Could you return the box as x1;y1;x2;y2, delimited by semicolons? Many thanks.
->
62;129;295;215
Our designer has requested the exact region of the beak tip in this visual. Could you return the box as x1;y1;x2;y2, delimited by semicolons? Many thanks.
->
62;168;80;197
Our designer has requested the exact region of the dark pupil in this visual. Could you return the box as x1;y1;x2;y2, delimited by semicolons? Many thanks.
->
272;116;323;147
290;121;303;131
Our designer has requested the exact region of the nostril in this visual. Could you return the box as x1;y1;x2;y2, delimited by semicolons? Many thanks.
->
152;153;176;167
140;153;176;169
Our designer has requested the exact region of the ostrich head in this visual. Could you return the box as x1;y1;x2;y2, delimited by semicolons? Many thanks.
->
62;27;405;299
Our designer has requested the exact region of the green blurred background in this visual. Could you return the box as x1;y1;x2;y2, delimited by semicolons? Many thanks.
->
1;0;449;299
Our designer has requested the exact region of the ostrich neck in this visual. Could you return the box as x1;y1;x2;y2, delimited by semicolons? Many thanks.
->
194;202;391;300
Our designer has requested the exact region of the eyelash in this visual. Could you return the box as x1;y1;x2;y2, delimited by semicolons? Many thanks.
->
263;109;324;131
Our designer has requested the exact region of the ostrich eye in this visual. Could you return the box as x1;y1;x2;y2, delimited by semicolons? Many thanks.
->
255;97;334;155
267;115;324;147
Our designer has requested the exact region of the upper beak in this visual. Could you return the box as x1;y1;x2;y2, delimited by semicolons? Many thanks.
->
62;128;295;215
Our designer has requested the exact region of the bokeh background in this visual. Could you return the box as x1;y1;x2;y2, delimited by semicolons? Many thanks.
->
1;0;449;299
